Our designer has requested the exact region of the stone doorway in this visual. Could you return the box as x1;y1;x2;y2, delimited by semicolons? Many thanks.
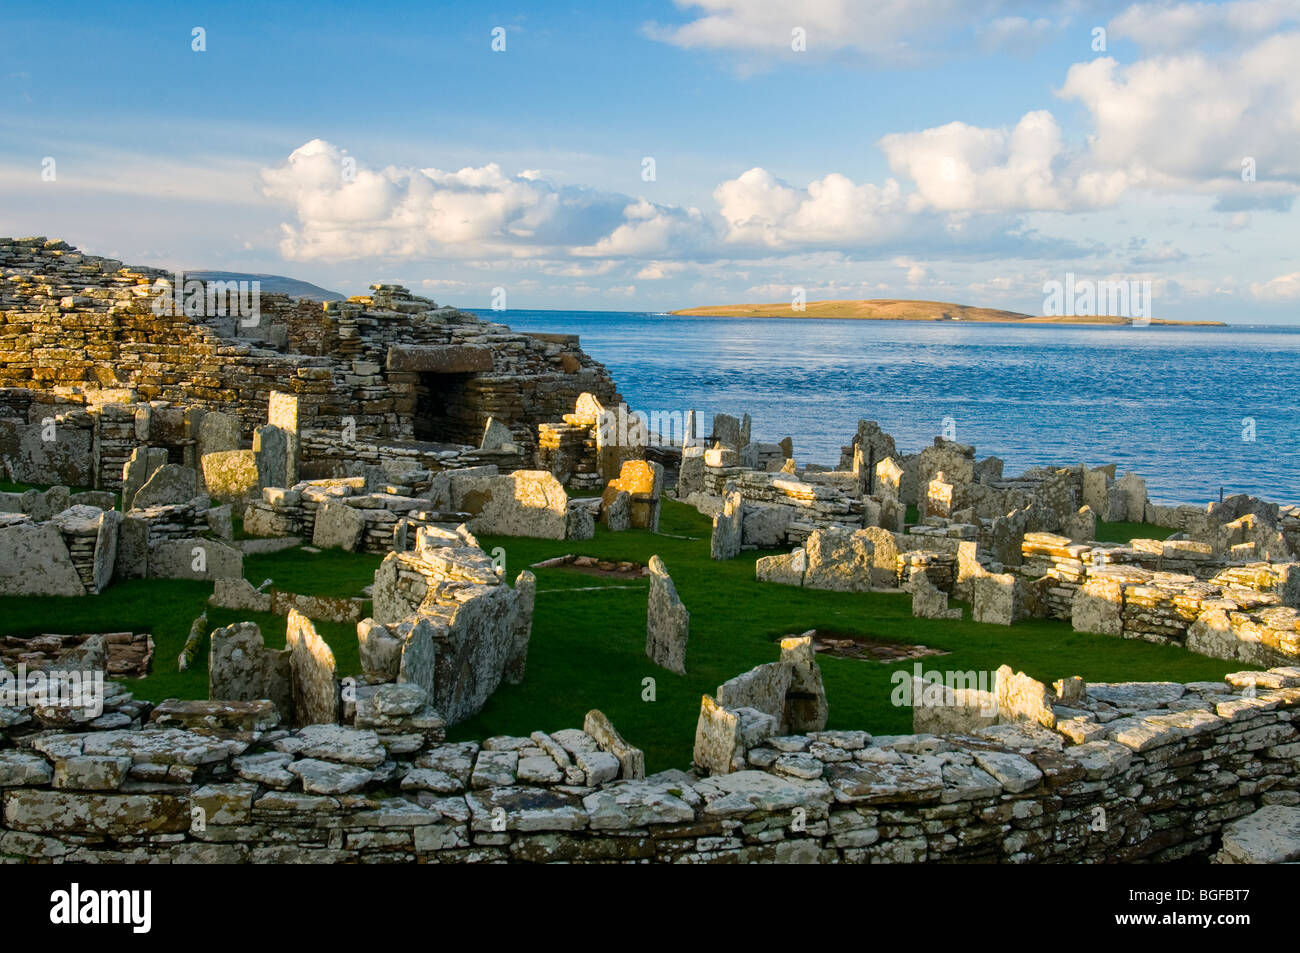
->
413;372;477;444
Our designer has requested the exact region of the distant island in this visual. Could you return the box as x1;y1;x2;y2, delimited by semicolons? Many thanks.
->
671;298;1226;327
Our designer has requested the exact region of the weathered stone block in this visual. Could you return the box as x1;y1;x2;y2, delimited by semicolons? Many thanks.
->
646;555;689;675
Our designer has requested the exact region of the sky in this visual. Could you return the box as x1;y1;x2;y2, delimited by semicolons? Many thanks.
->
3;0;1300;323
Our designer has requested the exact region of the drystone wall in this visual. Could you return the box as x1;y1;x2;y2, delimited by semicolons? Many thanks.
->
1;666;1298;863
0;237;620;483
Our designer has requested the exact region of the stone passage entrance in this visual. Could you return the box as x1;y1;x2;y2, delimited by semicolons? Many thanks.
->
413;372;478;444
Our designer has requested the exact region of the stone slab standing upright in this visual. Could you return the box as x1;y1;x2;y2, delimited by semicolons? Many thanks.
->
505;570;536;685
209;621;292;722
132;463;198;509
711;482;743;561
122;447;169;512
646;555;689;674
253;424;288;490
91;509;122;594
0;521;85;596
268;392;300;487
286;609;339;727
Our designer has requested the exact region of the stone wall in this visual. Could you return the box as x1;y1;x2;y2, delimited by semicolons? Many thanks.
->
0;238;621;483
2;666;1297;864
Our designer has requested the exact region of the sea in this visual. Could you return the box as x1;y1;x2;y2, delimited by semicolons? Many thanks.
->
467;311;1300;508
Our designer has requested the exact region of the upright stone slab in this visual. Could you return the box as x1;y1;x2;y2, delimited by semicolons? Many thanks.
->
875;456;904;500
780;635;828;732
1064;504;1096;543
313;500;366;551
267;392;300;486
357;619;403;681
1082;466;1110;515
741;503;792;548
480;417;513;451
566;500;595;541
604;459;663;531
91;509;122;594
604;490;630;531
210;577;272;613
972;572;1021;625
466;471;569;540
859;526;899;587
693;695;742;776
121;446;168;511
1072;575;1124;635
286;610;339;727
803;528;874;592
712;414;742;450
1116;472;1147;523
924;473;955;519
131;463;198;509
202;450;260;504
677;446;705;497
505;570;536;685
582;710;646;780
113;516;149;580
995;665;1057;729
911;569;961;620
253;424;288;490
397;618;438;700
209;622;292;721
197;411;241;460
148;538;243;581
710;482;743;561
646;555;689;674
716;662;793;729
0;521;85;596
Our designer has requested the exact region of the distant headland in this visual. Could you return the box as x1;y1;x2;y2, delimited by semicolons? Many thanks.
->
671;298;1227;327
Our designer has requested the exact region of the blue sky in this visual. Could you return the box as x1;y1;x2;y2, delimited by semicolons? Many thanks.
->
3;0;1300;322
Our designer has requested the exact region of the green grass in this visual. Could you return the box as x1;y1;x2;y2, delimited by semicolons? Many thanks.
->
0;545;376;704
0;495;1250;773
1094;519;1172;543
451;500;1246;770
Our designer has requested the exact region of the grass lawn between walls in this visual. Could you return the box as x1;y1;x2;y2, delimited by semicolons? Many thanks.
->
0;496;1242;772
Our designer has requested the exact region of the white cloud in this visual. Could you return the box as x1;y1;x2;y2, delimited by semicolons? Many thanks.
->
1109;0;1300;50
1250;271;1300;299
713;167;908;247
571;200;712;257
636;261;688;279
261;139;700;261
643;0;997;64
880;111;1131;212
1057;36;1300;187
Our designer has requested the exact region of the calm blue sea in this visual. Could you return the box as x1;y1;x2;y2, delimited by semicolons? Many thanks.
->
469;311;1300;507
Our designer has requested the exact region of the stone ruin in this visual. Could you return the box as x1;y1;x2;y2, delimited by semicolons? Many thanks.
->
7;236;1300;863
5;633;1299;863
679;412;1300;667
0;237;620;491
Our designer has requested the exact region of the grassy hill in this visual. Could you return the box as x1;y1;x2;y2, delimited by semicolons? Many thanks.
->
672;298;1224;326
